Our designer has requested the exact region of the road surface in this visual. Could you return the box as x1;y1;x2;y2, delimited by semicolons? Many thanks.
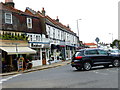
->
1;64;119;88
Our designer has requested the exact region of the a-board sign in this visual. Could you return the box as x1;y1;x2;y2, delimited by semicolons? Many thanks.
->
18;57;24;72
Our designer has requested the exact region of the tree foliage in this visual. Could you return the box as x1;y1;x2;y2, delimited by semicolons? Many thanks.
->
111;39;120;49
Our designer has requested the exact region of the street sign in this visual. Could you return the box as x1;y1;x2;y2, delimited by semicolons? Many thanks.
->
95;37;100;43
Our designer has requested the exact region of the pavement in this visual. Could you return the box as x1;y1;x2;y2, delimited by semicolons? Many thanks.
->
0;60;71;77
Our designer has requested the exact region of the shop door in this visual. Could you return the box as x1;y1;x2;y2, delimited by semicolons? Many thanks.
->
42;52;46;65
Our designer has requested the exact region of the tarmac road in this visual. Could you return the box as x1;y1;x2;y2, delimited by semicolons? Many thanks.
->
1;64;119;88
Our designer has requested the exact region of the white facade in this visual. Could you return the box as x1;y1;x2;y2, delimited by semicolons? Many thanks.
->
46;24;78;46
27;25;79;67
24;7;79;67
27;33;50;67
46;23;79;61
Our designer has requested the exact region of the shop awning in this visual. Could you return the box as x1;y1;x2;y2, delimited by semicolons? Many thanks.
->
0;47;36;55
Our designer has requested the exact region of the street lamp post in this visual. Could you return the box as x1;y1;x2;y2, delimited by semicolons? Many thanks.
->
76;19;82;39
109;33;113;43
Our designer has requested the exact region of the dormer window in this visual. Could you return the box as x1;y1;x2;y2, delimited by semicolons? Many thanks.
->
5;13;12;24
27;18;32;28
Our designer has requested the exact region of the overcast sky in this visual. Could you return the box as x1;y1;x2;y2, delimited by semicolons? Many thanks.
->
0;0;119;43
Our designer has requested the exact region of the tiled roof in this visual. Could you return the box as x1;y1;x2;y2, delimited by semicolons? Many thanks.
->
36;10;75;34
0;2;37;17
84;43;97;46
1;2;76;35
45;15;74;34
37;11;45;18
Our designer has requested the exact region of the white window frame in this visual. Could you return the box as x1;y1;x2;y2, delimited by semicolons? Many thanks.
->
27;18;32;28
48;26;51;37
58;30;60;39
5;13;12;24
53;28;55;38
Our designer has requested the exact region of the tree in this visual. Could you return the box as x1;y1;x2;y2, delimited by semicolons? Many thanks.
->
111;39;120;49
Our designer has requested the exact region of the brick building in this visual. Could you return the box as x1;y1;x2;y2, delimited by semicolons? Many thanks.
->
0;0;80;70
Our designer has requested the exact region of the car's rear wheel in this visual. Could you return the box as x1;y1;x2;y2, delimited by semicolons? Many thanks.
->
83;62;91;71
75;67;82;70
113;59;120;67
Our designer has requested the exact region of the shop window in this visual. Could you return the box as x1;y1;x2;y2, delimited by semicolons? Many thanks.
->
31;48;40;60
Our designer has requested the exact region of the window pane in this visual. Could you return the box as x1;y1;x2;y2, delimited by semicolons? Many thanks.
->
27;18;32;28
98;50;107;55
5;19;11;23
85;50;98;55
6;14;11;18
5;13;12;24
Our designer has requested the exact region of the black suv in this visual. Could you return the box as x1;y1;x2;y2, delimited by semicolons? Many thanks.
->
71;48;120;71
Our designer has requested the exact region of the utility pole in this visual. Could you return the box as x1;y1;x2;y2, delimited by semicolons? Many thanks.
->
76;19;82;39
109;33;113;43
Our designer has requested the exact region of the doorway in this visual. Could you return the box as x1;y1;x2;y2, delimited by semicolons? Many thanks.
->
42;52;46;65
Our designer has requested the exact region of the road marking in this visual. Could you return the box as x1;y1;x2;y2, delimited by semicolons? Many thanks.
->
0;74;22;84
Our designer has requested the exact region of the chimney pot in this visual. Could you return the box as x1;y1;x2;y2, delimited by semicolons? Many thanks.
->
41;7;46;16
42;7;44;10
67;24;70;28
56;16;59;22
5;0;13;3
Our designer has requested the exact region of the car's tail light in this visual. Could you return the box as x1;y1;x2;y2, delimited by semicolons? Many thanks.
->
75;56;82;59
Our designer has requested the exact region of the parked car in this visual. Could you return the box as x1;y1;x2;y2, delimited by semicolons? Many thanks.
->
71;48;120;71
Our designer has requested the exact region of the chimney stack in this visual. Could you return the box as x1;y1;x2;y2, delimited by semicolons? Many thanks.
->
41;7;46;16
67;24;70;28
5;0;14;8
56;16;59;22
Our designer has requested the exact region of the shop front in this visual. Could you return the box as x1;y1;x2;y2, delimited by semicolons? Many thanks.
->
29;42;50;67
50;40;66;62
1;40;36;72
66;45;76;60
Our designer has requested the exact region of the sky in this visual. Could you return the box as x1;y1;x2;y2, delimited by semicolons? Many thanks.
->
0;0;119;43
